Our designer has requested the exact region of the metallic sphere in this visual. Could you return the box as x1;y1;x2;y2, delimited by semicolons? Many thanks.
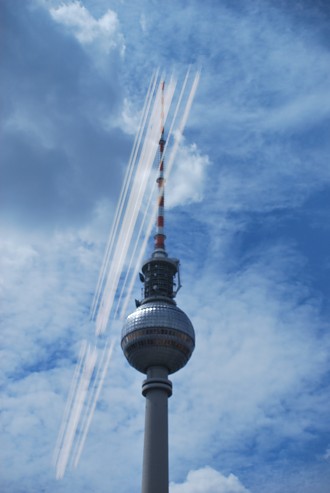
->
121;301;195;374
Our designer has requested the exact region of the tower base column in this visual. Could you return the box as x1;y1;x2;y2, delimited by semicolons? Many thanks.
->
141;366;172;493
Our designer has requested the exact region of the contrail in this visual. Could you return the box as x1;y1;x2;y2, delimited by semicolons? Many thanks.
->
91;70;158;319
53;340;87;467
113;177;155;320
95;76;174;335
72;338;115;468
90;70;159;321
69;344;106;467
55;344;97;479
55;69;200;478
94;84;163;332
165;71;201;180
162;68;191;165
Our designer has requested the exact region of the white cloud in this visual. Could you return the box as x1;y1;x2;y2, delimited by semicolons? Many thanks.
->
140;13;147;34
323;446;330;461
120;98;140;135
167;142;210;208
167;242;330;478
49;1;125;56
263;91;330;132
102;97;140;135
170;467;250;493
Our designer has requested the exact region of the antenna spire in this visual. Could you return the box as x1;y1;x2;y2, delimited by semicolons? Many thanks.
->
154;81;166;256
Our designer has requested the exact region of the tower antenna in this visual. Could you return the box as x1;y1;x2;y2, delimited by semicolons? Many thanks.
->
154;81;166;254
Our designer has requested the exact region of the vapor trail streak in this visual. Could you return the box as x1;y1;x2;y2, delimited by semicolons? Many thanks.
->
94;80;163;330
95;79;169;335
90;70;159;320
112;78;178;318
69;345;104;465
165;71;201;181
53;341;87;466
55;345;97;479
72;338;115;468
92;71;158;318
113;179;155;319
70;338;111;462
94;141;155;333
162;68;191;165
119;200;156;319
91;71;157;318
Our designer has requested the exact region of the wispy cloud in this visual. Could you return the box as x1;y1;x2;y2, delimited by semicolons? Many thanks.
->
50;1;125;56
167;141;210;208
167;240;329;481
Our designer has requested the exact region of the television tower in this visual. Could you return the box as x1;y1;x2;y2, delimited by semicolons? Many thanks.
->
121;81;195;493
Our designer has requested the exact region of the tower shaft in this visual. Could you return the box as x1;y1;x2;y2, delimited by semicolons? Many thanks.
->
141;366;172;493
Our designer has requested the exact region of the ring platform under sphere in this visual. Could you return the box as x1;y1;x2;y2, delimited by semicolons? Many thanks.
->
121;301;195;375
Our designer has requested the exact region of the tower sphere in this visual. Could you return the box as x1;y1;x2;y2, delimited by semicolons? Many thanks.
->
121;300;195;375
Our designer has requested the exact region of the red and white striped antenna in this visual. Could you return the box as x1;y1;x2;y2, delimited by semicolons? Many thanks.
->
154;81;166;254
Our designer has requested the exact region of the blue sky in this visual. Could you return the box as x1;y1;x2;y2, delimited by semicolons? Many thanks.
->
1;0;330;492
